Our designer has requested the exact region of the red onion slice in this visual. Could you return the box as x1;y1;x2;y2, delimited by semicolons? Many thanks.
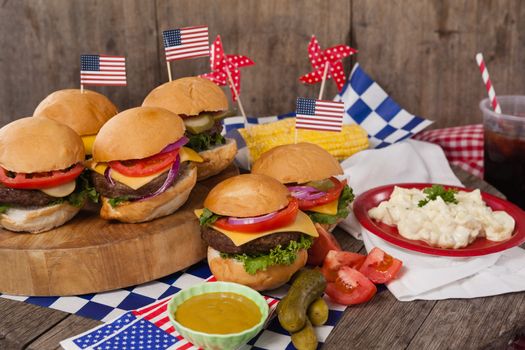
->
160;136;189;154
104;167;115;186
287;185;319;193
137;154;180;202
227;211;278;225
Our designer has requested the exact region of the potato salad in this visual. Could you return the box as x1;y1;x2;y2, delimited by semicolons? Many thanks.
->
368;186;515;249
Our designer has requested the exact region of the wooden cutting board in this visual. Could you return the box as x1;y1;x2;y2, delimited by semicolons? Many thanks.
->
0;165;239;296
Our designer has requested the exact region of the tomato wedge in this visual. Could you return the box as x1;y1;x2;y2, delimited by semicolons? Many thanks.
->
0;163;84;189
307;223;342;266
295;177;345;210
321;250;367;282
109;149;178;177
359;247;403;284
214;198;299;233
325;266;377;305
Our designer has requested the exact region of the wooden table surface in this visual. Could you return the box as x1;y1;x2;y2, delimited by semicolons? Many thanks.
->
1;166;524;350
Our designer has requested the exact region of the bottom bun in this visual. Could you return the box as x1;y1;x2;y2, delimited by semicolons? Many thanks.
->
196;138;237;181
0;202;80;233
100;164;197;223
207;246;308;291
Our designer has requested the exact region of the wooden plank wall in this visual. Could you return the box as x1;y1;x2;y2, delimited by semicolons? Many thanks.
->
0;0;524;128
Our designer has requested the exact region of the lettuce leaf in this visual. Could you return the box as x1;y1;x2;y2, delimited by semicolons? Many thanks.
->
221;235;313;275
306;184;354;224
0;204;10;213
187;131;225;153
108;196;131;208
199;208;222;226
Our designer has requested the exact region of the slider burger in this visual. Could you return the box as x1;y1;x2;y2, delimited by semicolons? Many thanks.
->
0;117;85;233
89;106;203;223
252;142;354;232
195;174;319;291
142;77;237;181
33;89;118;156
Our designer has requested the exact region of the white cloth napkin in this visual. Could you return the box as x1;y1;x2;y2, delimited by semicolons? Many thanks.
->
339;139;525;301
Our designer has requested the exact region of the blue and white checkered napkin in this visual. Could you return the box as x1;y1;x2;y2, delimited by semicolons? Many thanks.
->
334;63;433;148
49;261;346;350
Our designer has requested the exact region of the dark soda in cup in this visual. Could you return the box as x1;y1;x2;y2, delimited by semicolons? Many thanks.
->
481;96;525;209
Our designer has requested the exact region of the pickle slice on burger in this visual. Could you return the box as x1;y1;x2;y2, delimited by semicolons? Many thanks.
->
89;106;203;223
142;77;237;181
252;142;354;232
0;117;87;233
195;174;319;291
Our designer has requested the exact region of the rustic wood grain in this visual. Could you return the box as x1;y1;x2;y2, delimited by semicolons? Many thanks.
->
0;164;237;296
0;0;160;125
27;315;101;350
407;293;525;350
154;0;352;117
0;298;68;349
351;0;525;128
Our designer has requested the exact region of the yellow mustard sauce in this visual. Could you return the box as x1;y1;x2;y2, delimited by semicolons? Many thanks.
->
175;292;262;334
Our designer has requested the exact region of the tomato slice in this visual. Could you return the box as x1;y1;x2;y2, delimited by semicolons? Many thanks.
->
295;177;345;210
307;223;342;266
0;163;84;189
325;266;377;305
359;247;403;284
109;149;178;177
214;198;299;233
321;250;367;282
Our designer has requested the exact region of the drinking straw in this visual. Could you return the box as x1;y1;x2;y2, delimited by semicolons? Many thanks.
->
476;53;502;114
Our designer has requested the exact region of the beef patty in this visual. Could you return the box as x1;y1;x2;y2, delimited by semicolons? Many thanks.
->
202;226;303;255
92;163;187;199
0;184;57;207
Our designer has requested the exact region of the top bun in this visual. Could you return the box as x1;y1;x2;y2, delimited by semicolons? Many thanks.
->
252;142;343;184
92;107;185;162
142;77;228;116
204;174;290;217
33;89;118;136
0;117;84;173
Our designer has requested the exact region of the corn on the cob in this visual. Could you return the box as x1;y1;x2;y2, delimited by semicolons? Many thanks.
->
238;119;369;162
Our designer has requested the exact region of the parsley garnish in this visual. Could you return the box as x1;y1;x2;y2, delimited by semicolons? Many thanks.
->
418;185;459;207
199;208;222;226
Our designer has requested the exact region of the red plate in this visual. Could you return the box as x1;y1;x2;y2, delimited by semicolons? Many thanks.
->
353;183;525;257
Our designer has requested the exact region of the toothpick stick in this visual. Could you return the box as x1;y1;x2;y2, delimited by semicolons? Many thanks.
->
225;66;248;127
294;126;298;144
318;62;330;100
166;61;173;82
80;84;84;94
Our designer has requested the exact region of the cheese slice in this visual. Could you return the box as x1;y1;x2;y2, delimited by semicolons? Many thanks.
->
81;135;97;155
40;180;76;197
90;162;168;190
194;209;318;246
180;147;203;163
89;147;203;190
307;199;338;215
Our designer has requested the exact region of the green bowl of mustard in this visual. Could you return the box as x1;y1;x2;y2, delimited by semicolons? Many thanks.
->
168;282;269;350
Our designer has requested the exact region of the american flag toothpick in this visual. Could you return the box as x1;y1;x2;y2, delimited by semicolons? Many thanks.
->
162;26;210;82
80;54;127;92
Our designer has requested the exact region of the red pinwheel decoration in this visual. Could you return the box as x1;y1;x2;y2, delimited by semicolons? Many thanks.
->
200;35;254;102
299;35;357;92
